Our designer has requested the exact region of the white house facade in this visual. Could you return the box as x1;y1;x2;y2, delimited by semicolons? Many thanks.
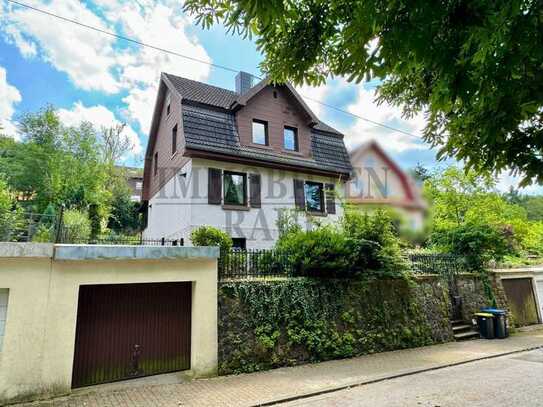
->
141;72;352;249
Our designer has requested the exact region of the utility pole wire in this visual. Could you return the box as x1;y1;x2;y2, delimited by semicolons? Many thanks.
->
5;0;421;140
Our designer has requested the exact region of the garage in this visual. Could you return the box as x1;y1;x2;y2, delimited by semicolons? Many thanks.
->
502;278;539;327
536;276;543;321
72;282;192;388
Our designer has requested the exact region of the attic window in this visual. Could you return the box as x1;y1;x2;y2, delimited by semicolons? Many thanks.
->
171;124;178;155
252;120;268;145
166;93;171;116
284;126;298;151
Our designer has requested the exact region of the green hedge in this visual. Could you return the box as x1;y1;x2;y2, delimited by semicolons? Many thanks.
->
218;278;448;375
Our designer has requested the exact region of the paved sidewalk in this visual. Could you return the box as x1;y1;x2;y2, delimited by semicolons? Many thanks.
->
22;330;543;407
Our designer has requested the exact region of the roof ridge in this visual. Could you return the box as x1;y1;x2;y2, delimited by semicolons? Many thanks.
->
163;72;238;96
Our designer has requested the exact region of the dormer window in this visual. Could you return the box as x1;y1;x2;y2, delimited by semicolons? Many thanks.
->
284;126;298;151
252;119;268;145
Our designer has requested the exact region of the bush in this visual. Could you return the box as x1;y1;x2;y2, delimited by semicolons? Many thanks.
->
60;209;91;243
275;210;409;279
431;223;510;269
191;225;233;252
342;209;410;277
276;226;357;278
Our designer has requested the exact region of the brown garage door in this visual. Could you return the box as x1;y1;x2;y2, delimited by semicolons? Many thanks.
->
502;278;539;327
72;282;191;388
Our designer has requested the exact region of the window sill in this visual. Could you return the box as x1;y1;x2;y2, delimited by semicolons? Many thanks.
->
222;204;250;211
281;149;303;156
306;211;327;217
249;143;274;151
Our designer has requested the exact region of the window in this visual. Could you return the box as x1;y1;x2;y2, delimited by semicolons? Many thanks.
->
283;126;298;151
154;152;158;176
252;120;268;145
166;92;171;116
171;124;178;155
304;181;324;213
232;237;247;250
223;171;247;206
0;289;8;351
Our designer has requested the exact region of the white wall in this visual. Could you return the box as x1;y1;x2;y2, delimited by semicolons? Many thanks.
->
0;244;218;405
144;158;346;249
145;160;192;241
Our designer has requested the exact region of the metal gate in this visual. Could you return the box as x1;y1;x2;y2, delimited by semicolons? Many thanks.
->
502;278;539;327
72;282;191;388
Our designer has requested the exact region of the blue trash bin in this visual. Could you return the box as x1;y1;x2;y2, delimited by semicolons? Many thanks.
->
481;308;508;339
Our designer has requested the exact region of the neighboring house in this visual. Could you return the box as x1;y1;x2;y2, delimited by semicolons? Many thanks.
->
141;72;352;249
115;166;144;202
126;167;144;202
347;140;427;230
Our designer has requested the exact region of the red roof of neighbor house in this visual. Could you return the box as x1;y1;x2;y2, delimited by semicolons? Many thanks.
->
349;140;426;209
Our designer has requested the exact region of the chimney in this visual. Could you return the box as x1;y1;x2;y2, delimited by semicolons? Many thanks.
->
235;71;254;95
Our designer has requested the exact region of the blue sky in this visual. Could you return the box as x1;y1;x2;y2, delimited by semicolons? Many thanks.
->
0;0;540;194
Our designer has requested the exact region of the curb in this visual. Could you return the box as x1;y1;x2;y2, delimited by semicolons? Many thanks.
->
253;345;543;406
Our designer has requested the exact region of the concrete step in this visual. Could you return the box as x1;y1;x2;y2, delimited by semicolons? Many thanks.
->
450;319;465;325
454;330;480;341
452;324;473;332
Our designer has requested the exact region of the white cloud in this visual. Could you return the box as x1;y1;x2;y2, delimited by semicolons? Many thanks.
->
0;66;22;138
344;86;427;153
2;0;120;93
113;3;212;132
1;0;212;133
58;102;142;158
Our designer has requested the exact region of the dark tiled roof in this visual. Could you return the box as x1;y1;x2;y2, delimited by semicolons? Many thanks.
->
164;73;342;136
182;105;352;175
164;73;238;109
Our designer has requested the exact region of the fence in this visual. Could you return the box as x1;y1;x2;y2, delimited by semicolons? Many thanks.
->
2;209;181;246
407;252;468;275
218;249;469;281
219;249;294;280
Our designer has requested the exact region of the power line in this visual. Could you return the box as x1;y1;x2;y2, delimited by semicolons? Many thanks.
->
4;0;421;140
4;0;241;74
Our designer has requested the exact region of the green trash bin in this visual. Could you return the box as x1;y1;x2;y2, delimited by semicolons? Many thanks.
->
474;312;495;339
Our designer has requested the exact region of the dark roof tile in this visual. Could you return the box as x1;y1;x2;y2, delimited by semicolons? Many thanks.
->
164;73;238;109
182;105;352;175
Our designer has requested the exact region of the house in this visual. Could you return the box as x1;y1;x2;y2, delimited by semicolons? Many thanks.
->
116;166;144;202
346;140;427;230
141;72;352;249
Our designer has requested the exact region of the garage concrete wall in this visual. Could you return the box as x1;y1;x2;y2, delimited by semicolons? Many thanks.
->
0;243;219;405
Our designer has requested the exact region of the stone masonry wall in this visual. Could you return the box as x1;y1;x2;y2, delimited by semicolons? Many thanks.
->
218;276;454;375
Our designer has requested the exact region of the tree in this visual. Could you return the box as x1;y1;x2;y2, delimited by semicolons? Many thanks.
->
0;178;24;241
0;107;145;238
425;166;543;260
185;0;543;186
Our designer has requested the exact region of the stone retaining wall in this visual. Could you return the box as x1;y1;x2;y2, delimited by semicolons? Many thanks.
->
218;276;454;375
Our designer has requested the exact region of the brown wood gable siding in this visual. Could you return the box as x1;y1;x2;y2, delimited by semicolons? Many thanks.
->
235;86;313;159
145;83;190;200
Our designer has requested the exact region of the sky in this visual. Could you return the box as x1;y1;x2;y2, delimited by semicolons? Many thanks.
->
0;0;540;194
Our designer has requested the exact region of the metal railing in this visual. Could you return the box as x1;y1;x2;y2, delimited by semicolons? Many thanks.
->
219;248;294;280
407;252;468;275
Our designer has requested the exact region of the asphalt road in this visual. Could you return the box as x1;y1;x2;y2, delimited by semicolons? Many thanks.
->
280;349;543;407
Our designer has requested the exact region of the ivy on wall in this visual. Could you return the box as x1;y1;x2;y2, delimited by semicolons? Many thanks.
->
218;278;451;375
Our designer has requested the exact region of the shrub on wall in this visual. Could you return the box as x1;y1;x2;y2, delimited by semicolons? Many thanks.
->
275;209;409;279
218;278;447;375
191;225;233;252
